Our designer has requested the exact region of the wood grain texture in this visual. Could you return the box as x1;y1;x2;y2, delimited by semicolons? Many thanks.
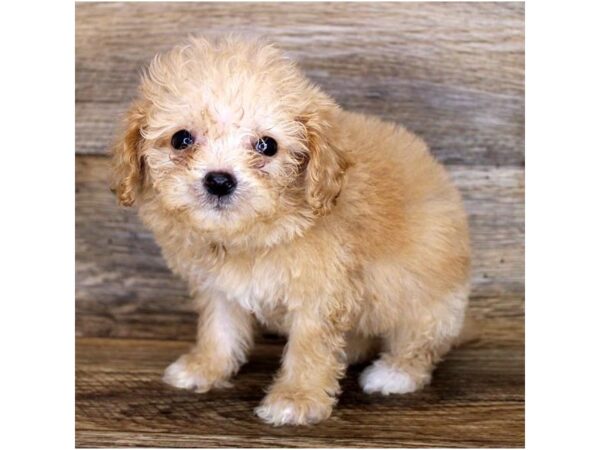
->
75;2;524;166
76;321;524;448
76;155;524;340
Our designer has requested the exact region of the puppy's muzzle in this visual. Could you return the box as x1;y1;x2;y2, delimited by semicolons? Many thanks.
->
203;171;237;197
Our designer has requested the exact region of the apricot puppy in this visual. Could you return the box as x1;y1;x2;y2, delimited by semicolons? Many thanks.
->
112;37;470;426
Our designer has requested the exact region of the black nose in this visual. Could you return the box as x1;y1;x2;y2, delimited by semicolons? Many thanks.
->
203;171;237;197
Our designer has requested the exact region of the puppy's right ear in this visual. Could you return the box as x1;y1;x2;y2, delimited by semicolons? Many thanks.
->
111;102;146;207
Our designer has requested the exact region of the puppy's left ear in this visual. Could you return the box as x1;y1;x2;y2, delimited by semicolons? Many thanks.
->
111;102;147;207
299;100;348;216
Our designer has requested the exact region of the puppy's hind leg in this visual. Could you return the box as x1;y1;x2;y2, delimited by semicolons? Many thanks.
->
163;296;254;393
359;288;468;395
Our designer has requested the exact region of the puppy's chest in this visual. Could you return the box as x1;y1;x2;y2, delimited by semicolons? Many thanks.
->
194;251;293;323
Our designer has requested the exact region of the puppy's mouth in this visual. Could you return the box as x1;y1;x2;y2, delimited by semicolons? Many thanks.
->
195;192;235;212
209;195;234;211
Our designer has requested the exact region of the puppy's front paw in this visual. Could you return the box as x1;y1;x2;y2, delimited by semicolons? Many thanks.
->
163;353;232;393
255;387;334;426
359;360;428;395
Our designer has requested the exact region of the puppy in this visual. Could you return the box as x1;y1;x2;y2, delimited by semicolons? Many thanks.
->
111;37;470;426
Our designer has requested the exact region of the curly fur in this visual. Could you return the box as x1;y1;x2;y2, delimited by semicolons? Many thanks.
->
111;36;471;426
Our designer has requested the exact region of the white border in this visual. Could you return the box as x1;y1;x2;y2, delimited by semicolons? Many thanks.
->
1;1;74;449
527;0;600;449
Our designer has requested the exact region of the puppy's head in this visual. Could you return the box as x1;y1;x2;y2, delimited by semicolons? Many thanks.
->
112;37;347;239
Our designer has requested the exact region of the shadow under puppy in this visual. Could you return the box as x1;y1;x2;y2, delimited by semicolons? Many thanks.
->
112;37;471;426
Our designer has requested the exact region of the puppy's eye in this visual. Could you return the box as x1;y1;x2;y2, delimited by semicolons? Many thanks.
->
254;136;278;156
171;130;195;150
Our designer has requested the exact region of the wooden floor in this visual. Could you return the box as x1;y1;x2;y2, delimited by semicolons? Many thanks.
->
76;319;524;448
75;2;524;447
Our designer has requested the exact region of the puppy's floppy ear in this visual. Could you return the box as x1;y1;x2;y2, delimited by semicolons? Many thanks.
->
111;102;147;207
299;101;348;216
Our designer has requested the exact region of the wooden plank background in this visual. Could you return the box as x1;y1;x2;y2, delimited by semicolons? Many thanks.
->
75;2;524;447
